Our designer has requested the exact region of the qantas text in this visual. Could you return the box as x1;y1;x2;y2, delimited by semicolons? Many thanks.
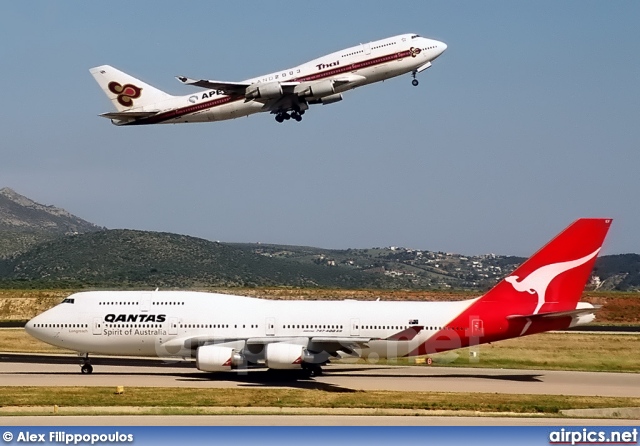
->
104;314;166;323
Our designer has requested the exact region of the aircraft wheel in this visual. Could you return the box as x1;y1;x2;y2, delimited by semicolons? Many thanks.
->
81;364;93;374
412;79;419;86
302;363;322;377
275;114;284;123
293;113;302;122
283;113;291;120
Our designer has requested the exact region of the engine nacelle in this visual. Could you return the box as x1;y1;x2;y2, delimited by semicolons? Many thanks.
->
296;80;335;98
308;93;343;105
196;345;243;372
245;82;283;100
264;343;310;370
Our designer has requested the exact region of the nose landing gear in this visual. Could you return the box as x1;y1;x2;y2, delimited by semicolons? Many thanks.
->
80;353;93;374
411;70;419;86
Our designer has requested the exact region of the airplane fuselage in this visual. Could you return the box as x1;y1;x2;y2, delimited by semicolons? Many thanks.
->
26;289;589;361
96;34;446;125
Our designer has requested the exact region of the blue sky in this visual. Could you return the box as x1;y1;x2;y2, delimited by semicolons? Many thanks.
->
1;1;638;256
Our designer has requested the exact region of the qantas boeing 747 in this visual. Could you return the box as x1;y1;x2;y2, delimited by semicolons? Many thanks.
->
26;219;610;376
89;33;446;125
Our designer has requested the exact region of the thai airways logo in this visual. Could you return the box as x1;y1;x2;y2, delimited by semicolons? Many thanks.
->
505;248;600;315
410;47;422;57
108;81;142;107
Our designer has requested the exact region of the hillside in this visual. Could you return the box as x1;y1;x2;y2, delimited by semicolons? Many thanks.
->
592;254;640;290
0;188;102;258
1;228;639;291
1;188;640;291
0;230;399;289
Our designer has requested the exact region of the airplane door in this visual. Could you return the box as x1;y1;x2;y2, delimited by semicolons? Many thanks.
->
93;318;102;335
362;42;371;55
471;318;484;337
350;318;360;336
169;318;178;335
265;318;275;336
140;292;151;312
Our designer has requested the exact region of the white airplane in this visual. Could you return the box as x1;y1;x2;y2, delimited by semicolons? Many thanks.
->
25;218;611;376
89;33;446;125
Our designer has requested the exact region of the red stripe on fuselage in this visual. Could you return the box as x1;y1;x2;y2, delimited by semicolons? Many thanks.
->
126;49;415;125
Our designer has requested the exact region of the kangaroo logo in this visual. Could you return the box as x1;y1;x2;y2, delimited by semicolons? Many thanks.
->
108;82;142;107
505;248;600;315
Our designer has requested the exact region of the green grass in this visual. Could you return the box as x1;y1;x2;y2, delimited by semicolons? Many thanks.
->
2;387;640;415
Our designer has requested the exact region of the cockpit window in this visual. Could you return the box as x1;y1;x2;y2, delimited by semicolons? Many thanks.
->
62;298;75;304
411;34;420;39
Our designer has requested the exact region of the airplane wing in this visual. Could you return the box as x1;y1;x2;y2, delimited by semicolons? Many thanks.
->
176;76;250;95
176;76;299;96
164;326;424;357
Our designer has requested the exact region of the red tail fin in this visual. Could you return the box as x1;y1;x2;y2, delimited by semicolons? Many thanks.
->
482;218;612;314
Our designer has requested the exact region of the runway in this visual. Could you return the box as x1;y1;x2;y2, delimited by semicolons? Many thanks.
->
2;353;640;397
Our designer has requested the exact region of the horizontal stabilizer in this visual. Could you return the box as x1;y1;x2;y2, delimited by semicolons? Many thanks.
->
506;305;602;321
99;111;159;120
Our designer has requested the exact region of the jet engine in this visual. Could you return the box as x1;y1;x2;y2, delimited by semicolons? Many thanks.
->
297;80;335;98
196;345;244;372
308;93;343;105
264;343;313;370
245;82;283;100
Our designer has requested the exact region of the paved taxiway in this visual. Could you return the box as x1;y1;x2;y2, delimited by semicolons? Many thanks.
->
2;415;640;426
1;353;639;397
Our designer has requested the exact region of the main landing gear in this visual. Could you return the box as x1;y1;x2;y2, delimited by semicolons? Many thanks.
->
301;362;323;377
80;353;93;374
411;70;419;86
275;110;304;123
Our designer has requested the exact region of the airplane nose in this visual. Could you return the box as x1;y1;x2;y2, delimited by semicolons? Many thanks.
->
24;315;44;340
435;41;447;56
24;317;36;335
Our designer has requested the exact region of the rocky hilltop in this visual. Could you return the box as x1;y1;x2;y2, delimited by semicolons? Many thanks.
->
0;188;101;234
0;188;103;258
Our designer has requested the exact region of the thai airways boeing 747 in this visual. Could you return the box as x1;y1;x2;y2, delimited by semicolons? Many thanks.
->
90;33;446;125
26;219;610;376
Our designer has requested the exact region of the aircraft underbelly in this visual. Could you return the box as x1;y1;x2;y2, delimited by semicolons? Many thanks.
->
61;333;162;357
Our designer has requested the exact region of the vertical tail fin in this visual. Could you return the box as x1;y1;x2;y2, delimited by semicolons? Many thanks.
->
482;218;612;315
89;65;173;111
